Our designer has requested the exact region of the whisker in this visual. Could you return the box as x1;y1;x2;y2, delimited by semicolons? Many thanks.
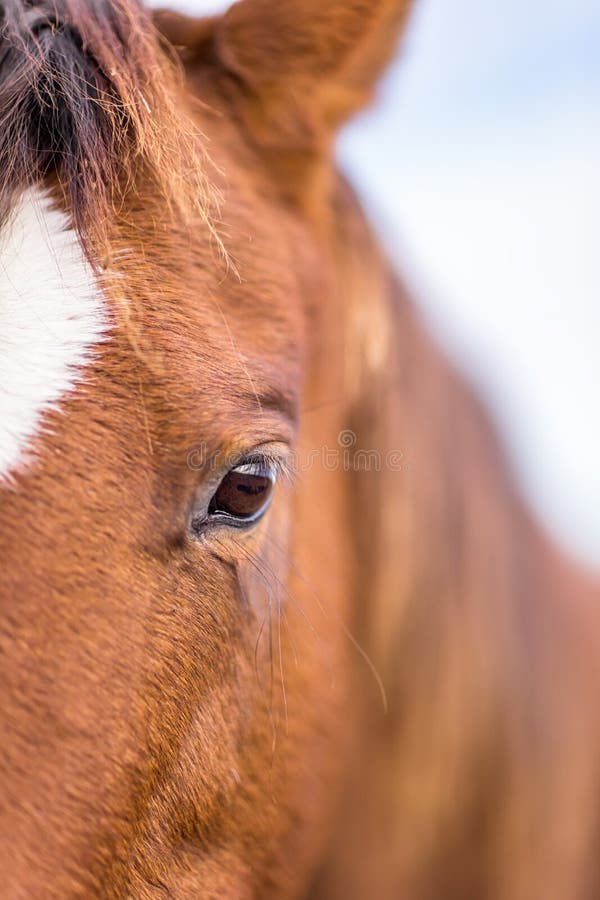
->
277;592;288;733
213;536;279;751
232;538;284;753
267;535;389;714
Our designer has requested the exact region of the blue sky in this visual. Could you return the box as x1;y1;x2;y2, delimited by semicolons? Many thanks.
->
151;0;600;566
338;0;600;565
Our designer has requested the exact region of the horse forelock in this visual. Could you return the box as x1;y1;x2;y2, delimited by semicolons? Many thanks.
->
0;0;227;480
0;0;219;261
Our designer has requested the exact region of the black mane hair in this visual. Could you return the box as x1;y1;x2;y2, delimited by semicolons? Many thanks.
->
0;0;214;255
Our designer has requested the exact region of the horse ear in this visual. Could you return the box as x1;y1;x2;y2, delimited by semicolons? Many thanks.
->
216;0;413;133
155;1;412;141
153;10;218;57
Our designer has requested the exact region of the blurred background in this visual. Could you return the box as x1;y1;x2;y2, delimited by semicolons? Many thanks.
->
150;0;599;568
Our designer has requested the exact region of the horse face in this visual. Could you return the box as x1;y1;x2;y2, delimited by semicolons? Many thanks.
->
0;1;410;894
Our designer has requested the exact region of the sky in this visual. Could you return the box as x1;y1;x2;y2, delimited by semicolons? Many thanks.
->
148;0;600;567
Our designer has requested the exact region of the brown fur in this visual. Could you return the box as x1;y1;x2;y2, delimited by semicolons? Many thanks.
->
0;1;599;897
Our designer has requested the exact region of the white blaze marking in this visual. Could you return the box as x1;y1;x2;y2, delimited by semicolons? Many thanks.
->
0;189;108;481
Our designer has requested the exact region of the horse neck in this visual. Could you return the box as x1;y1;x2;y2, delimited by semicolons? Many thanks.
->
317;187;600;899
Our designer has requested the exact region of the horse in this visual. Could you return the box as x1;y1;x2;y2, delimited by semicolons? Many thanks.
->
0;0;598;897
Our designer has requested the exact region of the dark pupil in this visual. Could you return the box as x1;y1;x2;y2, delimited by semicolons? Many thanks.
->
210;467;274;519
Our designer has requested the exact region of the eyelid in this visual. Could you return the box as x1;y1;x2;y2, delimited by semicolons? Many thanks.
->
230;443;295;484
232;461;276;478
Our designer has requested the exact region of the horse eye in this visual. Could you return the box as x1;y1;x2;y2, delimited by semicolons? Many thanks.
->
206;460;276;527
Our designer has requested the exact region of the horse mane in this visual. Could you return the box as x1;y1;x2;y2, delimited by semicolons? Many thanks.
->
309;179;600;898
0;0;216;258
